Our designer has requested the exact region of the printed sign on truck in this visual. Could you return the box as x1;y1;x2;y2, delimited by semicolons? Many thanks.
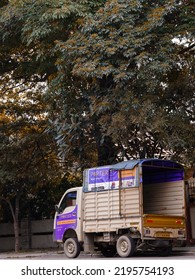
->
87;167;136;191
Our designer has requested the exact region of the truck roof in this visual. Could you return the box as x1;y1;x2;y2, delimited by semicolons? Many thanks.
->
105;158;183;170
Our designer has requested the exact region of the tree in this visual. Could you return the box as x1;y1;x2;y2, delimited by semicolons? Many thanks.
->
0;0;106;80
0;76;62;251
0;1;108;250
0;0;194;169
24;172;82;220
0;0;108;169
55;0;195;164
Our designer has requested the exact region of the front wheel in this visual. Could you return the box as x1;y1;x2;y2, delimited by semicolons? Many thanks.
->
116;235;135;257
64;238;80;258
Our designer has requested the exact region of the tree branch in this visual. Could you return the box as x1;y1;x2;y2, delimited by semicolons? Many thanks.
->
179;43;195;54
1;197;16;224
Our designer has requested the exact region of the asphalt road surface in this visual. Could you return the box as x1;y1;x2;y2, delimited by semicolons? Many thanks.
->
0;247;195;259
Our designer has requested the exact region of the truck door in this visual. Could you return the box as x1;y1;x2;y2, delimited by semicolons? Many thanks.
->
54;190;78;241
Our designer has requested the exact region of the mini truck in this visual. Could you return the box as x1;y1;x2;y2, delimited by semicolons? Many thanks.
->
53;159;186;258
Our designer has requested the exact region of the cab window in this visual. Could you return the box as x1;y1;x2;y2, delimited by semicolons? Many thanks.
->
59;191;77;214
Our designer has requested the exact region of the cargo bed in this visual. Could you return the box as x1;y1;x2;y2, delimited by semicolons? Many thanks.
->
83;159;186;241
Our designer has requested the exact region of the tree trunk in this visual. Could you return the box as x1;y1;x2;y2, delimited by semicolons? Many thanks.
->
6;194;20;252
97;136;117;166
14;194;20;252
93;122;117;166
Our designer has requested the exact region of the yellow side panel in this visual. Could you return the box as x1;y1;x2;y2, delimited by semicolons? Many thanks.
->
143;214;185;229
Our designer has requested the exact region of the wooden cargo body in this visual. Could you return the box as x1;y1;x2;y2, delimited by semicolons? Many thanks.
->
83;159;186;239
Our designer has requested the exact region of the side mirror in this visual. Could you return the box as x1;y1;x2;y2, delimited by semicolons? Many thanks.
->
55;205;59;213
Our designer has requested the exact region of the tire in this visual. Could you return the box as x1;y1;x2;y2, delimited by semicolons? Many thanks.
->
157;246;172;257
116;235;135;258
101;246;117;257
64;238;80;258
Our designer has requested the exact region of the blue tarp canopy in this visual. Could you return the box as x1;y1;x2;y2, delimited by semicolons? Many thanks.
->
83;159;184;192
110;159;183;170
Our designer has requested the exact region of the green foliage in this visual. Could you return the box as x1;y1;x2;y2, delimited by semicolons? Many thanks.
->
23;172;81;220
0;76;63;221
0;0;107;224
0;0;194;177
55;0;195;163
64;0;194;82
0;0;106;81
0;0;109;167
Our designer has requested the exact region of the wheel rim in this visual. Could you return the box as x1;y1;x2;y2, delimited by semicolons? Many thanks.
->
67;242;75;254
120;240;129;253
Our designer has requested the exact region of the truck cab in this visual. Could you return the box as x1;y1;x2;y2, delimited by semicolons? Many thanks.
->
53;187;83;258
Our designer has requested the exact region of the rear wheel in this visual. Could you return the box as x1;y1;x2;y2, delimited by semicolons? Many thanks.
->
157;246;172;257
116;235;135;257
64;238;80;258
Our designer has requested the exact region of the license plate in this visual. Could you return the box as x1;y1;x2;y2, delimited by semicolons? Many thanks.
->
155;232;171;238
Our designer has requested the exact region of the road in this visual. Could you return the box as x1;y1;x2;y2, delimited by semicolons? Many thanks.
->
0;248;194;280
0;247;195;259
